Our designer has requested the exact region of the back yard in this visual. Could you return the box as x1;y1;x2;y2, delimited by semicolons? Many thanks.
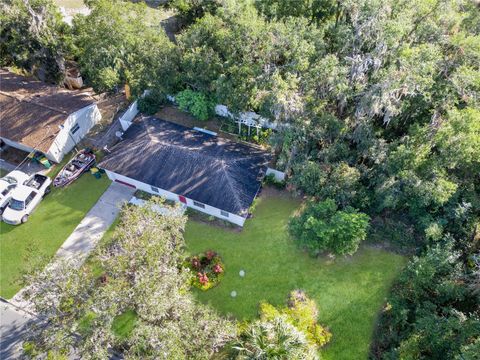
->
0;171;110;299
185;189;406;360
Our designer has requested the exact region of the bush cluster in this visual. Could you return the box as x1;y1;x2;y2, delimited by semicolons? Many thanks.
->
176;89;215;121
185;250;224;290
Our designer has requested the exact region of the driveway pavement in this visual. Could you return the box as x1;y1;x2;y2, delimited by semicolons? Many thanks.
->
0;300;36;359
1;181;135;357
55;181;135;262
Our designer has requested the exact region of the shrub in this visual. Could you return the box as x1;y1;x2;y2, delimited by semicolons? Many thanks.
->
137;90;167;115
230;316;318;359
176;89;215;121
289;199;370;256
260;290;332;348
185;250;224;290
263;173;286;189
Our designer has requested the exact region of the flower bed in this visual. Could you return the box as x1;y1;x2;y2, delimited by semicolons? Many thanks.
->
185;250;224;291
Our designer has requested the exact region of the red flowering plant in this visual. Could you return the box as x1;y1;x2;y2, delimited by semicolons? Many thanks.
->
185;250;225;290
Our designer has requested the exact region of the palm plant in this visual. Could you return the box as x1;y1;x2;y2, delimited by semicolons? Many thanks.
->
231;316;318;360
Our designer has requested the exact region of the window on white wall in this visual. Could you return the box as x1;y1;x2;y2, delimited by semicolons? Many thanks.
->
220;210;229;217
193;201;205;209
151;186;159;193
71;123;80;134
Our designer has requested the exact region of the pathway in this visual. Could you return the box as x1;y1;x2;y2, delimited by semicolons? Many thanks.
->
1;181;135;358
55;181;135;262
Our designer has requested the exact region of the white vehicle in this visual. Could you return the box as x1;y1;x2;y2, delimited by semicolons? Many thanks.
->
2;174;52;225
0;170;30;215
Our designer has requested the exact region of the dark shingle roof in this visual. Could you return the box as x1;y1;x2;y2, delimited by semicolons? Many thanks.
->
99;117;270;216
0;69;96;152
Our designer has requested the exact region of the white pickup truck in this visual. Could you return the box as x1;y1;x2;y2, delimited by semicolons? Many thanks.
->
2;173;52;225
0;170;30;215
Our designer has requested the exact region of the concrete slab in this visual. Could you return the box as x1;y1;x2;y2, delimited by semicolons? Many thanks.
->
0;300;35;359
55;181;135;263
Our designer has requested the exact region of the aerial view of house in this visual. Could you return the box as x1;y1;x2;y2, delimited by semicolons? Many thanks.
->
0;1;478;360
99;117;270;225
0;69;100;163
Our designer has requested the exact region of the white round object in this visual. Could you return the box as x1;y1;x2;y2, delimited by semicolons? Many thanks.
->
230;291;237;298
239;270;246;277
115;131;123;138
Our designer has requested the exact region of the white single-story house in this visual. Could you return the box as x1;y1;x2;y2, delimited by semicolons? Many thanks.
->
0;69;101;163
98;117;271;226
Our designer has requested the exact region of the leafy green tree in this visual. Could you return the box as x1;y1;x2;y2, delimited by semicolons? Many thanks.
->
176;89;215;120
170;0;222;25
24;199;235;358
0;0;71;83
289;199;370;256
73;0;178;94
372;240;480;359
137;89;167;115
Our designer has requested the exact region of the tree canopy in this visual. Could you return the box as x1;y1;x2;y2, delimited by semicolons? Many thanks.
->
24;200;235;359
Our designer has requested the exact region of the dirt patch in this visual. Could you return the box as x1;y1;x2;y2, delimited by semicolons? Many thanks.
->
155;106;240;141
83;93;129;150
258;185;299;201
92;93;129;135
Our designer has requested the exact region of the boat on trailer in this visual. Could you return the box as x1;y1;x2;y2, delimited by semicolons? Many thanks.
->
53;149;96;187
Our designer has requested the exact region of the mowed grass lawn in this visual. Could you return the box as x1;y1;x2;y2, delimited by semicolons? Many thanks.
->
0;172;110;299
185;190;406;360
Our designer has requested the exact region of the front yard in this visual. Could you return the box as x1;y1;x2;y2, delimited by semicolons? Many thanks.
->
185;189;406;360
0;172;110;299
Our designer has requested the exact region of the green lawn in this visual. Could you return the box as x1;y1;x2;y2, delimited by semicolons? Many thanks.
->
185;191;406;360
0;172;110;299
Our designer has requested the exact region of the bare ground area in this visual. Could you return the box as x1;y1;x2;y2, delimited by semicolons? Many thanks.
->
155;105;243;142
83;93;129;149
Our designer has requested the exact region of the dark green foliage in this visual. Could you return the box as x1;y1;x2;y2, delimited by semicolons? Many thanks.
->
176;89;215;121
371;241;480;359
263;174;286;189
289;199;370;256
73;0;178;94
292;161;368;209
137;90;167;115
0;0;71;83
170;0;222;25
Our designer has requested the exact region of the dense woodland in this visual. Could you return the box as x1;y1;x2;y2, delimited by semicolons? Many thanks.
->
1;0;479;358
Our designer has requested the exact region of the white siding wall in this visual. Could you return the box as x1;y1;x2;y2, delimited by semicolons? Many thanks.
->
0;137;36;154
266;168;286;181
47;104;101;162
119;100;139;131
103;170;246;226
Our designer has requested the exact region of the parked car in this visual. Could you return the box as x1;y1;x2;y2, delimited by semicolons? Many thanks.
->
0;170;30;215
2;173;52;225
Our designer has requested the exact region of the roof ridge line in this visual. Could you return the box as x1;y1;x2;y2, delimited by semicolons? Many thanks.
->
0;90;69;115
221;162;245;212
143;122;227;163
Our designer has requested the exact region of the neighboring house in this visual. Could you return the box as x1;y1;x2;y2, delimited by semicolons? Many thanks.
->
0;69;101;163
99;117;270;226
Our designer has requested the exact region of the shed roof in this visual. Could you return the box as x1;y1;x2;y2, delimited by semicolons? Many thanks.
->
0;69;96;153
99;117;270;216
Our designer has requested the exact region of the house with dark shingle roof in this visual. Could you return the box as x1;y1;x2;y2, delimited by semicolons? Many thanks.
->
99;117;271;226
0;69;100;162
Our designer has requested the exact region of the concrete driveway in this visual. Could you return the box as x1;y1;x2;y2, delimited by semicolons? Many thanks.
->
55;181;135;262
0;300;36;359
